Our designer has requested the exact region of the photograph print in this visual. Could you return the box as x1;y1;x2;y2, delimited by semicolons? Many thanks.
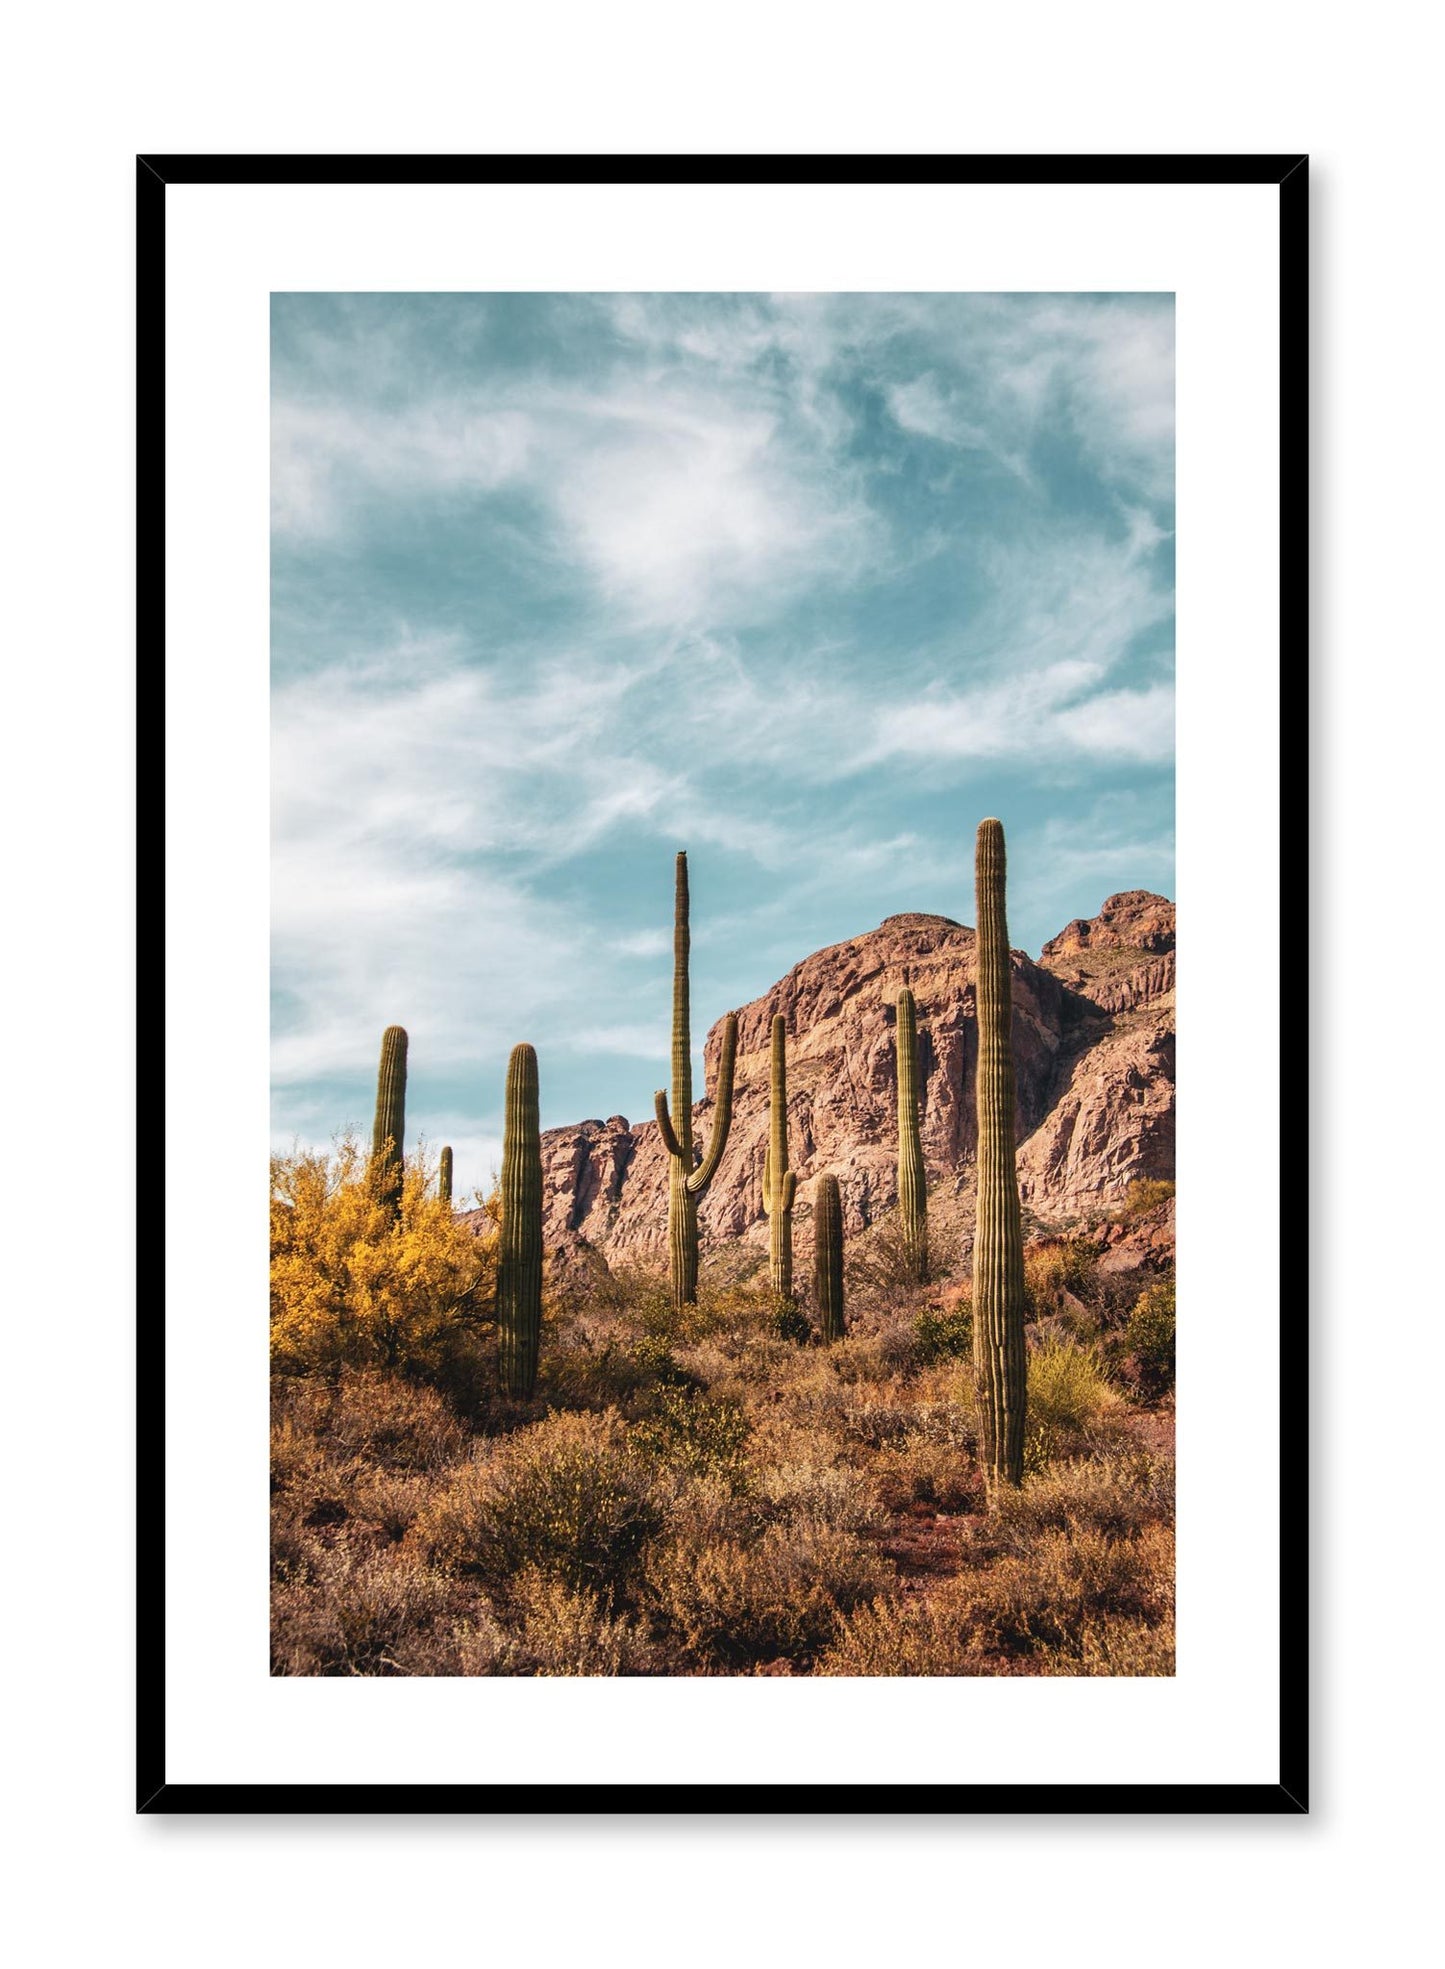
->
269;289;1177;1680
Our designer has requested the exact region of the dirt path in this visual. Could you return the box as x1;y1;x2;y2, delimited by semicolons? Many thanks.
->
878;1501;970;1595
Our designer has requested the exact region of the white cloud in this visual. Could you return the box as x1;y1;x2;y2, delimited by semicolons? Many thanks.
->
567;1024;669;1060
879;295;1174;504
271;399;533;538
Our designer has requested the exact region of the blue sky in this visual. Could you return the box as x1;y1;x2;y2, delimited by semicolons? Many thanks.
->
272;292;1174;1196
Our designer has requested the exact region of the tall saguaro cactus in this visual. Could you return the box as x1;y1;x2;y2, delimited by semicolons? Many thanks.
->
762;1013;797;1302
896;988;928;1283
814;1174;845;1343
497;1043;543;1398
654;852;738;1308
971;819;1028;1490
438;1145;453;1207
370;1025;408;1217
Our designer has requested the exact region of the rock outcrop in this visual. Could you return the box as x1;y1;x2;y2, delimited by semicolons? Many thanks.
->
532;893;1175;1272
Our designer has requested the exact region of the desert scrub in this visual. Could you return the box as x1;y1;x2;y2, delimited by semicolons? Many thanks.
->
1122;1280;1176;1400
536;1320;699;1413
988;1449;1174;1549
440;1573;653;1678
271;1540;462;1676
630;1385;751;1480
414;1409;664;1602
646;1520;890;1669
1032;1611;1175;1676
844;1216;937;1322
818;1522;1174;1676
273;1370;466;1474
1024;1237;1099;1309
1123;1178;1175;1215
818;1582;985;1677
967;1523;1174;1658
912;1294;973;1362
748;1432;887;1536
1023;1334;1123;1465
869;1432;984;1514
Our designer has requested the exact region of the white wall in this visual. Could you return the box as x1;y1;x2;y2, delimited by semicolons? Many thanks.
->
2;6;1430;1964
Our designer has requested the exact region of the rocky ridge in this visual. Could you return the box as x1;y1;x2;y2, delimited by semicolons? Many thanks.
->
524;891;1174;1275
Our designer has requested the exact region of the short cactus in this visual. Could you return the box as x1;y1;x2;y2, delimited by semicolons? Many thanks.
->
896;987;928;1283
370;1025;408;1217
814;1175;845;1343
497;1043;543;1398
438;1145;453;1207
971;819;1028;1490
654;852;738;1307
762;1013;797;1303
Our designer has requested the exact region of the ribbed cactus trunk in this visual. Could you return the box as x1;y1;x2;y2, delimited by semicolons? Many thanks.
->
971;819;1028;1491
896;988;928;1283
370;1025;408;1217
762;1014;797;1302
654;852;737;1309
814;1175;845;1343
497;1043;543;1398
438;1145;453;1207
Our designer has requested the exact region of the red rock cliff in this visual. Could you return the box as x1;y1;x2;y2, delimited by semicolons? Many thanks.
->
528;893;1175;1271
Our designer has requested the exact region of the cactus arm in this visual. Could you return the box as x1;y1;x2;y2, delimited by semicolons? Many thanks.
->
762;1142;772;1214
438;1144;453;1206
654;1089;684;1161
687;1012;737;1195
782;1169;796;1211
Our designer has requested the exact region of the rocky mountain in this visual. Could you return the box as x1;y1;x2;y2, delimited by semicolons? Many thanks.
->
535;892;1174;1272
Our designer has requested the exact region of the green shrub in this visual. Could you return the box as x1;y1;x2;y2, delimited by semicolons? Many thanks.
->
1123;1178;1175;1215
1028;1336;1121;1432
646;1521;888;1668
1123;1280;1176;1400
631;1386;751;1479
990;1450;1174;1548
414;1409;663;1602
969;1523;1174;1656
1024;1238;1099;1308
913;1297;972;1362
770;1298;813;1345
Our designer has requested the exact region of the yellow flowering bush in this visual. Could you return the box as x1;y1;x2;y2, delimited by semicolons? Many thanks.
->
270;1137;498;1378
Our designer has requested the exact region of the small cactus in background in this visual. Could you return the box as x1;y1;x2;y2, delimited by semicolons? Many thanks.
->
654;851;738;1308
971;819;1028;1491
762;1013;797;1303
814;1175;845;1343
370;1025;408;1217
438;1145;453;1207
896;987;928;1283
497;1043;543;1398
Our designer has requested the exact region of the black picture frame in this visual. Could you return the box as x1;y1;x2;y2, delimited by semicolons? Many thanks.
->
138;151;1307;1816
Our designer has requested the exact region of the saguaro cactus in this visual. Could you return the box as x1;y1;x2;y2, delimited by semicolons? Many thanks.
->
370;1025;408;1216
896;987;928;1283
497;1043;543;1398
654;851;738;1308
971;818;1028;1490
438;1145;453;1207
814;1174;845;1343
762;1013;797;1302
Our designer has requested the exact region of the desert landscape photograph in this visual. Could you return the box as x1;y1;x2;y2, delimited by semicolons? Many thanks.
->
270;290;1176;1678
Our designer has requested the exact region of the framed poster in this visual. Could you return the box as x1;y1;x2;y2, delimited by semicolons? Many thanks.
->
141;153;1307;1812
